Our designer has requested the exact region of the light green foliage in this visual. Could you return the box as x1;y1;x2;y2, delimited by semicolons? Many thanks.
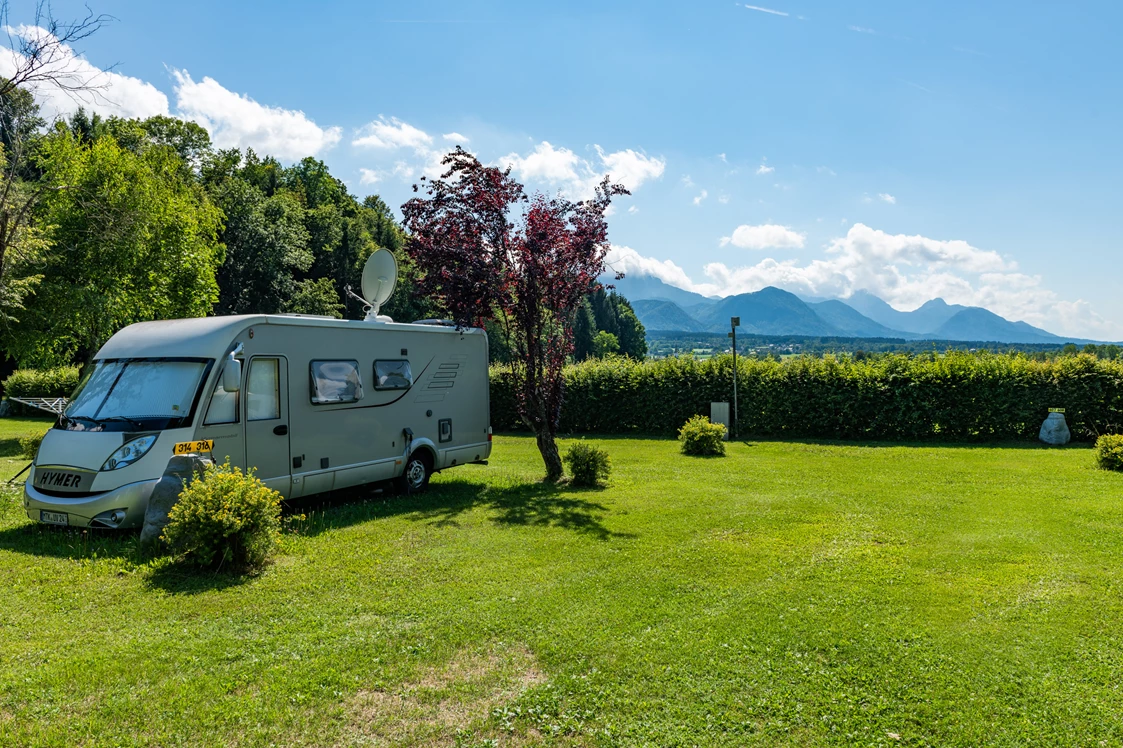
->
1;366;79;398
0;86;50;329
591;330;619;358
678;414;726;455
8;127;223;365
140;115;212;169
161;459;282;571
0;84;425;368
492;352;1123;441
17;430;46;458
1093;434;1123;471
3;437;1123;744
563;441;611;486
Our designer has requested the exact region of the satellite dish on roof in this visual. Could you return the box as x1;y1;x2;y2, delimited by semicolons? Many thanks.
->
358;249;398;321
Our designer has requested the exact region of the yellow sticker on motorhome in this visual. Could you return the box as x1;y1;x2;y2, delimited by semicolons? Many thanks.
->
173;439;214;455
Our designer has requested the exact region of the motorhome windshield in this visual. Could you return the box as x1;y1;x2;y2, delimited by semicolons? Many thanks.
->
58;358;213;432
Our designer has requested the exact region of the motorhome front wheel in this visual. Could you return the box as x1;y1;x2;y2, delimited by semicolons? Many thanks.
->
400;453;431;493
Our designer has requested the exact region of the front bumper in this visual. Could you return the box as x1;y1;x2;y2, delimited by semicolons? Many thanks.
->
24;478;161;529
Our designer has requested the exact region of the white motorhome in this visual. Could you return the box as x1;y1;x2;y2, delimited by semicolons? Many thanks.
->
23;251;491;529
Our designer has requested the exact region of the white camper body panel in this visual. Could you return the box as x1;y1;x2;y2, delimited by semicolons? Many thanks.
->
23;314;491;528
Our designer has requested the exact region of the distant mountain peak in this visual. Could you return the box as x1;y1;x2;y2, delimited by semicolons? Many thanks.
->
607;273;1086;344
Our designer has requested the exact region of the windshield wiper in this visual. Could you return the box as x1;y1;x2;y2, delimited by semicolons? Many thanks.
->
99;415;146;430
64;414;101;428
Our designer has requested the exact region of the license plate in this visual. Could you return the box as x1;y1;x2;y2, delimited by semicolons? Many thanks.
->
173;439;214;455
40;510;68;526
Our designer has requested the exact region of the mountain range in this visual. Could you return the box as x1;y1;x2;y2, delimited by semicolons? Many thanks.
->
609;274;1090;345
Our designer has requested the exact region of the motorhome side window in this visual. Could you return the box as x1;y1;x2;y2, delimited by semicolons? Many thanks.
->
247;358;281;420
374;360;412;390
310;360;364;405
204;376;239;425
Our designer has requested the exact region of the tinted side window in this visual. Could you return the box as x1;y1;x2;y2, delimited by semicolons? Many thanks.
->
374;360;412;390
310;360;363;405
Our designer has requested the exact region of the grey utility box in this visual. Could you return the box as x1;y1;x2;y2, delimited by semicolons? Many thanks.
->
710;402;730;441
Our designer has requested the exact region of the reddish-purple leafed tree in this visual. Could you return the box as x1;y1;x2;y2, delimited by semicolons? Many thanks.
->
402;148;627;479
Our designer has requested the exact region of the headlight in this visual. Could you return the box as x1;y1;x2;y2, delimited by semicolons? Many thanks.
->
101;435;157;471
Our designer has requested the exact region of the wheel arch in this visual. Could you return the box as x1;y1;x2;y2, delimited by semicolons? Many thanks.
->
407;437;438;471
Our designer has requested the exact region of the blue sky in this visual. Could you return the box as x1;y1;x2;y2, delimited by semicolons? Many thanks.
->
4;0;1122;337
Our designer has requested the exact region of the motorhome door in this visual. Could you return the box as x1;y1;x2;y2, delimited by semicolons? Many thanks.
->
244;356;292;497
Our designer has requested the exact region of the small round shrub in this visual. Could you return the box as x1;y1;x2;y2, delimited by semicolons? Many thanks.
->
1094;434;1123;471
18;430;47;459
564;441;611;487
161;459;282;571
678;415;727;456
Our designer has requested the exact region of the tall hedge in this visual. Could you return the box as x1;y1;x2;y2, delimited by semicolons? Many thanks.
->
2;367;81;399
490;353;1123;442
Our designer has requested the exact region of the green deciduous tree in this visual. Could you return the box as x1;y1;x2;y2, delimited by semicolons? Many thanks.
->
593;330;620;357
209;176;312;316
7;128;223;365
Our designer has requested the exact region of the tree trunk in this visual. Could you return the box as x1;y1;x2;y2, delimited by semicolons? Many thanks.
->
535;429;564;482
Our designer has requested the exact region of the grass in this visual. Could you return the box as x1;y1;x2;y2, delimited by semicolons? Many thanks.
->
0;414;53;483
2;433;1123;745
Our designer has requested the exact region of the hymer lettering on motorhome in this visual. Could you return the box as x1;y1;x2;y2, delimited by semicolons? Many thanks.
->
23;250;491;529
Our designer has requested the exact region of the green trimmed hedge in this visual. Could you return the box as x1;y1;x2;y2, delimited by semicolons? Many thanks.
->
2;366;80;398
490;353;1123;442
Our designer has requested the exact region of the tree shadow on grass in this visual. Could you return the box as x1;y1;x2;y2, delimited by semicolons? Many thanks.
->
410;480;634;541
0;521;145;564
143;559;262;595
287;478;634;542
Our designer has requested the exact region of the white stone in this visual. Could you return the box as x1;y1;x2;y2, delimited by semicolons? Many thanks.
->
1038;412;1071;446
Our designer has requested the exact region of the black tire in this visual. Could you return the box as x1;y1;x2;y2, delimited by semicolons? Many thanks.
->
396;451;432;494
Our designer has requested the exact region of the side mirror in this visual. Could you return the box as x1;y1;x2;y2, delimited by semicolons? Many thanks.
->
222;358;242;392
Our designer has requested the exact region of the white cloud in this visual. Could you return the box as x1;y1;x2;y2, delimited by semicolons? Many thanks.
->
718;195;730;204
879;193;897;204
741;4;789;17
606;245;697;290
681;174;695;188
693;189;708;206
756;163;775;175
718;153;727;163
849;25;876;34
499;141;665;199
0;25;168;120
720;223;806;249
818;166;837;176
628;205;639;214
499;140;581;183
172;70;340;161
613;223;1116;337
442;132;469;143
352;116;433;151
391;161;415;180
359;168;382;185
595;146;666;191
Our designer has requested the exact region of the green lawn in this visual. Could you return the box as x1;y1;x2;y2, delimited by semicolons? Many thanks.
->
0;414;53;483
2;434;1123;746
